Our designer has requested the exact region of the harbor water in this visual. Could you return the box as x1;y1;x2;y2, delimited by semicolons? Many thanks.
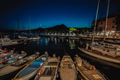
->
2;36;120;80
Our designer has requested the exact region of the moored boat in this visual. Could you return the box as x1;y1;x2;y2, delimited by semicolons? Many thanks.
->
59;54;77;80
0;52;39;79
0;49;14;58
74;55;107;80
104;40;120;45
13;52;48;80
78;46;120;64
18;36;28;39
34;54;60;80
0;36;28;47
0;51;27;68
28;36;40;40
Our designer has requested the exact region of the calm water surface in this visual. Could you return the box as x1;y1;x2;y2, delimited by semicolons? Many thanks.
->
3;36;120;80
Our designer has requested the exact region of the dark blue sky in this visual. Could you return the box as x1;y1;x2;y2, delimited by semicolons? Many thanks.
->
0;0;120;30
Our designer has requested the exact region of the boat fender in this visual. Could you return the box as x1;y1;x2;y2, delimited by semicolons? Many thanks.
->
90;65;96;70
38;69;43;75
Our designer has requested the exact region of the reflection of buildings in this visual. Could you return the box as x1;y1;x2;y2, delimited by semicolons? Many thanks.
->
92;11;120;36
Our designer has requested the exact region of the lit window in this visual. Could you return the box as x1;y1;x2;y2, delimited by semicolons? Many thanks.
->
112;26;114;28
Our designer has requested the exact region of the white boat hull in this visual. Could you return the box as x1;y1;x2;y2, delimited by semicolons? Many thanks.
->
78;47;120;64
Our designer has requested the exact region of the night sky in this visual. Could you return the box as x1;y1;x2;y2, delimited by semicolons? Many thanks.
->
0;0;120;30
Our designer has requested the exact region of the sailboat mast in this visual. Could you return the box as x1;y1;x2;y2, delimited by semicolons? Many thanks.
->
103;0;110;41
91;0;100;49
17;15;19;34
29;17;31;35
35;25;36;36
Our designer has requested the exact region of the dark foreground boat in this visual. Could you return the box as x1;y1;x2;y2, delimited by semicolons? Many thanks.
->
34;54;60;80
74;55;107;80
59;54;77;80
13;52;48;80
0;51;27;68
0;53;39;79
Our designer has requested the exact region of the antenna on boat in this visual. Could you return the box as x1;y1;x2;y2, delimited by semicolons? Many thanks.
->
91;0;100;51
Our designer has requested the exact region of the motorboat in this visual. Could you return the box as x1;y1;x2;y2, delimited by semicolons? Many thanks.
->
0;36;27;47
0;53;39;79
74;55;107;80
0;51;27;68
13;52;48;80
59;54;77;80
34;54;60;80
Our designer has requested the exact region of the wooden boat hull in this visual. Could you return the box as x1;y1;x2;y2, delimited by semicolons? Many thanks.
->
34;55;59;80
60;55;77;80
0;54;38;79
78;47;120;64
13;54;48;80
0;53;27;68
74;55;107;80
0;66;24;80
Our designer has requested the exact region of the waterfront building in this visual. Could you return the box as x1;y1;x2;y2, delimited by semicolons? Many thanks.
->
92;11;120;36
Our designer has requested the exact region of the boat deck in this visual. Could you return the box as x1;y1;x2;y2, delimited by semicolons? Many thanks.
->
60;69;76;80
36;67;56;80
78;66;105;80
83;48;120;60
17;67;37;78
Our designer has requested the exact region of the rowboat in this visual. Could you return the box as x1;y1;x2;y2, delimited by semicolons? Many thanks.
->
0;51;27;68
59;54;77;80
13;52;48;80
0;53;39;79
74;55;107;80
0;49;14;58
34;54;60;80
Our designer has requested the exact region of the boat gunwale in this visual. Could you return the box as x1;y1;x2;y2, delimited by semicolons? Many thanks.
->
75;62;90;80
34;56;60;80
78;47;120;63
6;53;27;61
0;54;38;77
74;56;107;80
0;53;27;67
13;54;49;80
0;52;13;58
